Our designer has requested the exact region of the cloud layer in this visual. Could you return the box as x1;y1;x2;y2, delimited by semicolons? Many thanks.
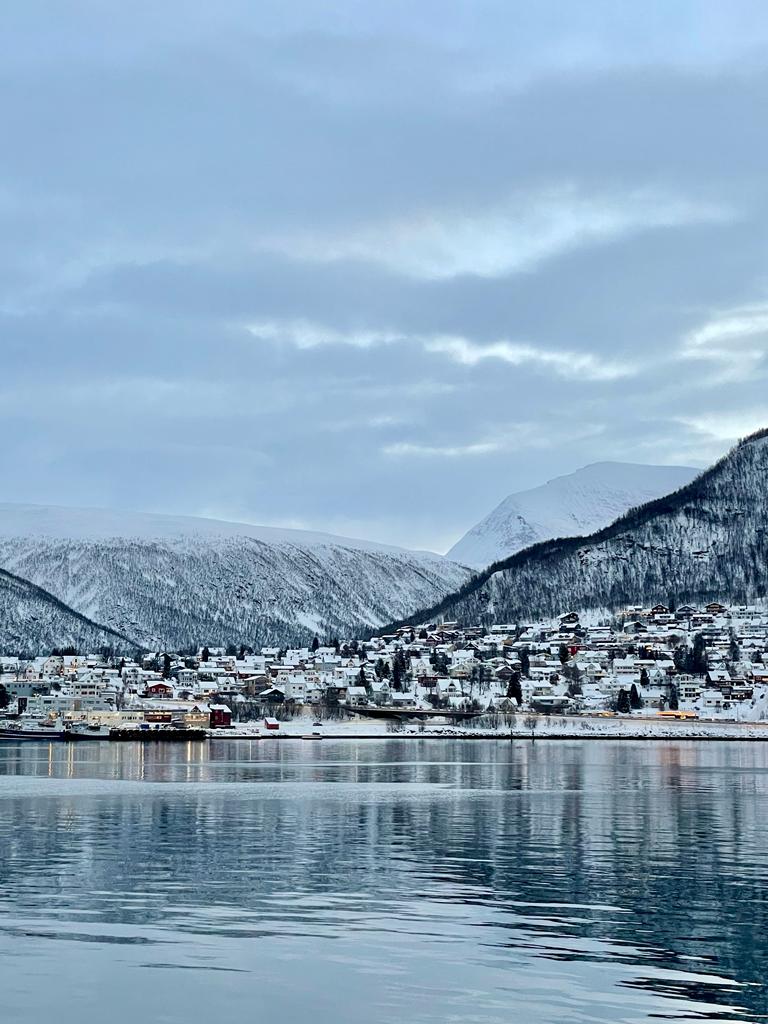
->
2;2;768;551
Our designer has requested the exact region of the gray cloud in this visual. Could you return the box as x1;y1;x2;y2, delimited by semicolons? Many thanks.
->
1;2;767;551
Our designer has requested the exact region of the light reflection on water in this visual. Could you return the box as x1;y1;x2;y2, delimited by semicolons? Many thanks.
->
0;739;766;1023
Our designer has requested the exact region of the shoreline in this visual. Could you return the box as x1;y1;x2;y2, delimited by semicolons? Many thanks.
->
6;715;768;744
210;732;768;742
209;715;768;742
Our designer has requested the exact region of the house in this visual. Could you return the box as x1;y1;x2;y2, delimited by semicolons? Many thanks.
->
369;680;391;705
281;673;308;702
345;686;369;706
706;668;731;687
144;681;174;698
259;686;285;704
208;703;233;728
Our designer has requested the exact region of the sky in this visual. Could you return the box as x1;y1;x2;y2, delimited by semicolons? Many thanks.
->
2;1;768;553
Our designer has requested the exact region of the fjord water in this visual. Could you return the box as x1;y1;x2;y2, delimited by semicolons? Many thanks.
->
0;740;766;1023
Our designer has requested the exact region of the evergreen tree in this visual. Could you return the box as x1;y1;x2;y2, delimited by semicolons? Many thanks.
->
311;635;320;652
563;662;582;696
616;688;631;714
673;646;687;672
629;683;643;709
201;647;210;663
690;633;708;674
392;649;408;691
639;667;650;688
506;671;523;706
669;685;679;711
162;653;172;679
558;643;570;665
728;630;741;664
520;648;531;677
0;684;8;709
472;663;486;691
392;658;403;692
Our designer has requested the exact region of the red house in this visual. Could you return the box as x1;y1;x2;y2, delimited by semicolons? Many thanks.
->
208;703;233;729
145;682;173;698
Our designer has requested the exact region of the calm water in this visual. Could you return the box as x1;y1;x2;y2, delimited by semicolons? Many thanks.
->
0;739;766;1023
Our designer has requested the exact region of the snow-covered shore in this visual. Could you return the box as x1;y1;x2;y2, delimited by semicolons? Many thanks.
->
210;714;768;742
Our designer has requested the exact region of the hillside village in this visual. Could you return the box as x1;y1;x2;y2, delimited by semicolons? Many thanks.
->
3;601;768;728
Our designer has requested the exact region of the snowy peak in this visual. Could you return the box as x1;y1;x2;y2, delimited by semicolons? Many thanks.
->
408;428;768;628
447;461;699;568
0;503;440;558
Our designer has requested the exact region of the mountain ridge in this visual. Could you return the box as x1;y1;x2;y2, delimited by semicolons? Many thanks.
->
447;461;698;568
0;502;445;556
0;503;471;650
392;430;768;629
0;565;136;655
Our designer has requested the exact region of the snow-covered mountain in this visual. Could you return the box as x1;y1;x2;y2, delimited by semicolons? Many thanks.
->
447;462;698;568
0;504;471;650
0;567;133;655
402;430;768;627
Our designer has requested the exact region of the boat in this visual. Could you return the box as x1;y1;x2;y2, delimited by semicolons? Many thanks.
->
108;726;208;741
0;717;67;741
63;722;112;740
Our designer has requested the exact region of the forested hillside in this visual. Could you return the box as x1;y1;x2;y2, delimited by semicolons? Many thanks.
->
400;430;768;627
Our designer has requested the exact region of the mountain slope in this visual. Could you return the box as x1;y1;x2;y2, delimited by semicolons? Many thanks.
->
447;462;698;568
0;505;471;649
0;567;135;655
400;430;768;627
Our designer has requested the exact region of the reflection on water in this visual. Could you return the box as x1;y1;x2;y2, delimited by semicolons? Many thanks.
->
0;739;766;1022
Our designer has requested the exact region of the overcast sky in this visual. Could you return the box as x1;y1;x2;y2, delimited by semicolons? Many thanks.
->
2;2;768;552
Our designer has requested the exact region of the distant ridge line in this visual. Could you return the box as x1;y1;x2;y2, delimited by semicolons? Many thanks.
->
384;429;768;631
0;565;141;650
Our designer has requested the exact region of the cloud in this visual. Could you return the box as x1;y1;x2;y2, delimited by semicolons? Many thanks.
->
676;304;768;384
259;188;732;281
383;440;502;458
425;335;635;380
383;421;606;460
247;318;634;381
247;319;403;349
685;305;768;351
675;409;768;443
1;2;768;550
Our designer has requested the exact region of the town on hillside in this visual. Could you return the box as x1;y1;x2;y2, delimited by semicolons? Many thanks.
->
2;601;768;732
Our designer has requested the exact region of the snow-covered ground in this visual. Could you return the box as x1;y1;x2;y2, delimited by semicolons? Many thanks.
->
211;714;768;741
